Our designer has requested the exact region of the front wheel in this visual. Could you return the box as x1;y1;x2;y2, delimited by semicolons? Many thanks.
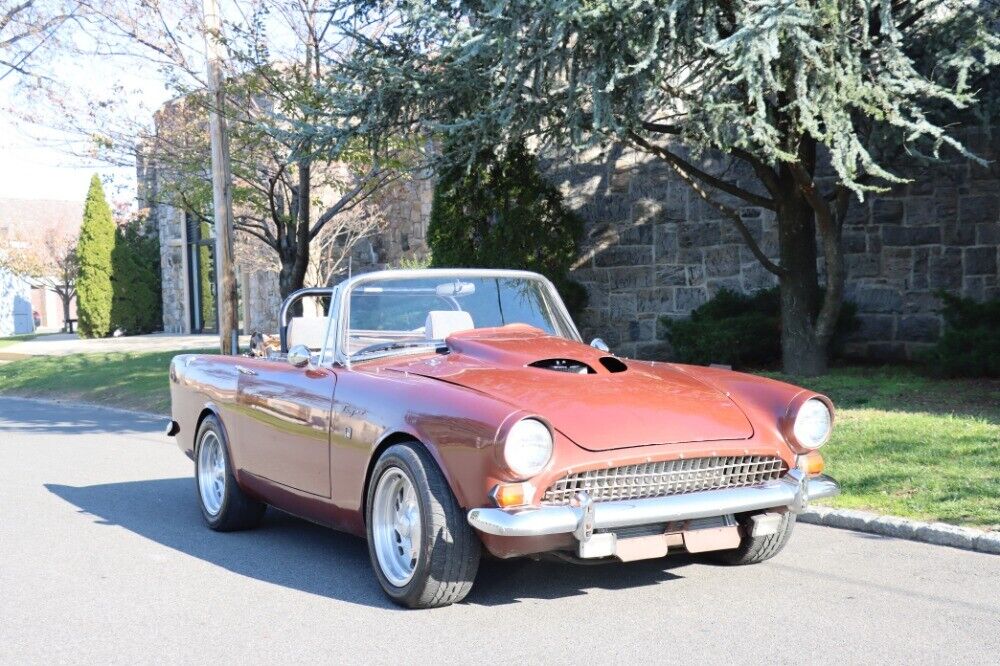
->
366;443;481;608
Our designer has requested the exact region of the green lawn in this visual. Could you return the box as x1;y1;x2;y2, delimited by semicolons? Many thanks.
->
769;367;1000;528
0;349;213;415
1;351;997;527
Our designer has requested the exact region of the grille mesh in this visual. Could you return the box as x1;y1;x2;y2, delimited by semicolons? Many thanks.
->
542;456;787;505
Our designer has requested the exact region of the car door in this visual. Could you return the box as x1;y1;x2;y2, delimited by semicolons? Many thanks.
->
235;358;338;497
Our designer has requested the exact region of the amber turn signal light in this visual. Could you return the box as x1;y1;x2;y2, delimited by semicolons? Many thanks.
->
490;482;533;507
799;451;825;476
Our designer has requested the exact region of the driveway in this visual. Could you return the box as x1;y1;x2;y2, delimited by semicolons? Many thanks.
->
1;397;998;664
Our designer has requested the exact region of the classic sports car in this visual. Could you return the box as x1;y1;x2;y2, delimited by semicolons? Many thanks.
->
167;269;839;608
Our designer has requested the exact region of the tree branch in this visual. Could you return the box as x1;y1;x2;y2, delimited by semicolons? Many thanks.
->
628;131;776;210
644;140;786;277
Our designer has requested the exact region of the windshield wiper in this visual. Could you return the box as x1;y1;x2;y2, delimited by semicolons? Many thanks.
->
352;340;443;359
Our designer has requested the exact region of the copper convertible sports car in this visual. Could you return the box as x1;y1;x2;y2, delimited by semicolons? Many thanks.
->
167;269;839;608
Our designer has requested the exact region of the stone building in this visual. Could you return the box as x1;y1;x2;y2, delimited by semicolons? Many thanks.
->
142;125;998;359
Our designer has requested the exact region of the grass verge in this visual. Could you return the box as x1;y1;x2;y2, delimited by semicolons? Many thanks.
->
770;367;1000;528
1;352;997;527
0;349;213;415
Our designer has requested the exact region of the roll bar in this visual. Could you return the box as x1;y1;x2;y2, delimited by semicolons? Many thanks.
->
278;287;335;353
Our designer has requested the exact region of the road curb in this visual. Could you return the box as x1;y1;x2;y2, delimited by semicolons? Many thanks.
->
0;394;168;421
800;506;1000;555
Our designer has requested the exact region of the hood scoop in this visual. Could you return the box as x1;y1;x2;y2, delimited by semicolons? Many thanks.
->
387;327;753;451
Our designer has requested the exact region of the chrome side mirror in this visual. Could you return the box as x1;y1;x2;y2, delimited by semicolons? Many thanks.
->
590;337;610;353
287;344;312;368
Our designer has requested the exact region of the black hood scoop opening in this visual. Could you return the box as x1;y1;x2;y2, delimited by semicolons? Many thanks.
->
527;356;629;375
528;358;596;374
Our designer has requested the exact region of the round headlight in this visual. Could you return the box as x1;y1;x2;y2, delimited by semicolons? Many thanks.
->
504;418;553;478
793;398;832;449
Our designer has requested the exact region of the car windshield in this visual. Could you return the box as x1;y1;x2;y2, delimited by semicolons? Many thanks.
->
343;273;577;360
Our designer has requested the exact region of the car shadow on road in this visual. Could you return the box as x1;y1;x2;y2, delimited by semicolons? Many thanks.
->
45;477;689;609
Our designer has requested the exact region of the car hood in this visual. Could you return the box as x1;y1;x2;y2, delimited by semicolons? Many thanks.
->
385;326;753;451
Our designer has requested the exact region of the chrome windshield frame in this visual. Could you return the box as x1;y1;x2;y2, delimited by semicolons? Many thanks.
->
326;268;582;369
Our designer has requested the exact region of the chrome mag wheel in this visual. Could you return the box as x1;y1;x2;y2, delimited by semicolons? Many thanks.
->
197;431;227;516
372;467;422;587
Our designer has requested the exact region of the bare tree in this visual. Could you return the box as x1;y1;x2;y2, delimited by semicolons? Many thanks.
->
305;194;387;288
0;0;81;83
16;0;403;299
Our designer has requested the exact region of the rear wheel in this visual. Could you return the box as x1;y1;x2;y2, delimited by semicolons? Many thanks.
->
195;415;265;531
366;443;480;608
708;512;795;565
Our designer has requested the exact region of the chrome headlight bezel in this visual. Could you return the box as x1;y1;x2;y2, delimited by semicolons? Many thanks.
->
502;417;554;479
791;397;833;450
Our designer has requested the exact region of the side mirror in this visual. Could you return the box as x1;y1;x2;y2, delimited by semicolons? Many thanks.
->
590;337;610;353
287;344;312;368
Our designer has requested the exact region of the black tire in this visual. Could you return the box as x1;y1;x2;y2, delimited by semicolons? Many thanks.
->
708;512;796;565
365;443;481;608
194;414;266;532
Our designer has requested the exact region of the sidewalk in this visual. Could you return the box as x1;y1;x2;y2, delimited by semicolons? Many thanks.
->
1;332;229;357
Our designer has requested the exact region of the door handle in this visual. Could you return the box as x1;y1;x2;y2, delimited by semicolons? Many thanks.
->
235;365;257;376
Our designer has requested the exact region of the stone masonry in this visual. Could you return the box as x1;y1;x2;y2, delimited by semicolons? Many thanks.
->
546;130;999;361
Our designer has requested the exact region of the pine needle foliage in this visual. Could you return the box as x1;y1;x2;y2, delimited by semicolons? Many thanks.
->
323;0;998;374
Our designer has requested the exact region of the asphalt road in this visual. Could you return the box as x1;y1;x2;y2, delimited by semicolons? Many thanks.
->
1;397;998;664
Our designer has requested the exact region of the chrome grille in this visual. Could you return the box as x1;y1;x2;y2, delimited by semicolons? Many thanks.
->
542;456;787;505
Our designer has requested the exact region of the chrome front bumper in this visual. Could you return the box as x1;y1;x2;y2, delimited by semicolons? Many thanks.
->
467;470;839;539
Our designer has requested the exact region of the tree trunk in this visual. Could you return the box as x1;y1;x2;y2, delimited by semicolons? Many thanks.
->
776;185;827;377
278;254;301;298
61;291;72;333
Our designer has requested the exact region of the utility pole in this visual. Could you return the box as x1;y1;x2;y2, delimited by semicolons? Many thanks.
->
202;0;239;355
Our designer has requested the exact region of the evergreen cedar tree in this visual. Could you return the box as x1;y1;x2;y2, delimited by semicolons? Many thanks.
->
428;141;587;316
76;175;116;338
326;0;1000;375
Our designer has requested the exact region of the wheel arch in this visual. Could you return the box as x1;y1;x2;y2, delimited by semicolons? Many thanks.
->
361;430;468;528
194;403;238;469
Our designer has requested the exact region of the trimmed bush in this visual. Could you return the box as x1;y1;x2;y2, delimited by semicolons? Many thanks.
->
923;292;1000;378
662;287;858;370
111;216;163;334
76;175;116;338
428;141;587;315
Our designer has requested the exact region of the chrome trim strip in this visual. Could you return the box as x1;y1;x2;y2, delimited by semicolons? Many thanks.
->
467;472;840;538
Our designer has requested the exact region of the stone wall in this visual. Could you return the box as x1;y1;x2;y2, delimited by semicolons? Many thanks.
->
366;174;435;269
546;131;999;361
153;205;187;334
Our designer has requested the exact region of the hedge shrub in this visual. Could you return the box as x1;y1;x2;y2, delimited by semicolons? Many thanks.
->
428;141;587;315
923;292;1000;378
111;216;163;334
662;287;859;370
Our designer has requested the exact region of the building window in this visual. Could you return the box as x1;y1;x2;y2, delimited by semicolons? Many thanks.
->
186;214;218;334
